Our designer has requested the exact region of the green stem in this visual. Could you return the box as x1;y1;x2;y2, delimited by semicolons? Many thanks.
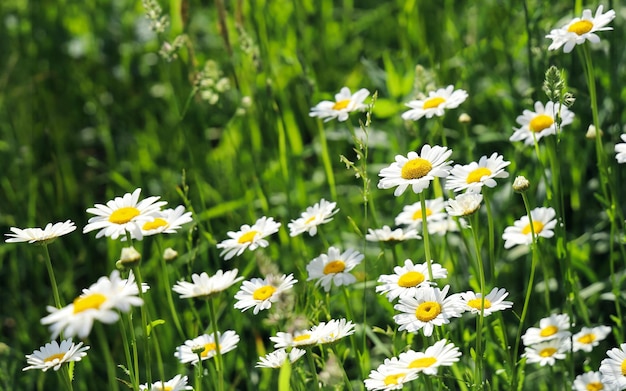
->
156;240;186;340
207;299;224;391
119;313;138;391
195;352;204;391
470;213;486;390
420;192;434;280
42;244;62;308
131;266;152;385
482;191;496;280
306;348;321;390
59;366;74;391
95;324;119;391
315;119;337;200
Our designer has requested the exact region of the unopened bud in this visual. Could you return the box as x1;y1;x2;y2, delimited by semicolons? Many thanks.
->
586;124;603;139
458;113;472;123
118;246;141;268
163;247;178;262
513;176;530;193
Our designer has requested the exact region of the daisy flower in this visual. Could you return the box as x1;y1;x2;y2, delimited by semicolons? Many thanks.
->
401;85;468;121
139;375;193;391
572;371;615;391
458;287;513;317
83;188;166;240
394;197;447;229
378;145;453;196
174;330;239;366
573;325;612;353
445;193;483;217
23;338;89;372
522;313;571;346
306;247;363;292
309;87;370;122
216;216;281;260
6;220;76;244
391;339;461;375
376;259;447;302
546;5;616;53
256;348;306;368
393;285;464;337
364;359;419;391
600;343;626;389
510;101;575;145
137;205;193;238
317;318;356;345
445;153;510;193
288;198;339;237
615;134;626;164
172;269;243;299
271;330;319;349
233;273;298;314
523;337;571;366
41;270;147;339
365;225;421;242
502;207;557;249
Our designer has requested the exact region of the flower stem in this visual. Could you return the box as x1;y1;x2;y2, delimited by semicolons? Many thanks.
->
42;244;62;308
131;266;152;385
470;213;486;390
420;192;434;280
206;298;224;391
482;191;496;280
306;348;321;390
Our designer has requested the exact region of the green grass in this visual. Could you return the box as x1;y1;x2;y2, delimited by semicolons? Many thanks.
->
1;0;626;390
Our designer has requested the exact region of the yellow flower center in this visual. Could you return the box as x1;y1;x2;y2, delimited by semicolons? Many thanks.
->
332;99;351;111
408;356;437;369
252;285;277;301
466;167;492;184
423;96;446;110
568;20;593;35
143;218;168;231
467;298;492;311
529;114;554;133
415;301;441;322
586;382;604;391
401;158;432;180
383;373;405;386
44;353;66;363
304;216;317;225
323;260;346;274
539;325;558;338
577;333;596;345
293;334;311;343
73;293;107;314
539;347;557;357
397;271;425;288
238;230;259;244
412;208;432;221
200;342;217;358
621;358;626;376
522;221;545;235
108;207;140;224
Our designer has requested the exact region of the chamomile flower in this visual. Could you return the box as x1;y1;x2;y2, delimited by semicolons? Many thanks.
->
445;193;483;217
288;199;339;237
256;348;306;368
83;188;166;240
459;287;513;317
600;343;626;389
573;325;612;353
502;207;557;249
546;5;616;53
317;318;356;345
216;216;281;260
445;153;510;193
394;198;447;229
378;145;453;196
172;269;243;299
364;360;419;391
271;326;324;349
40;270;147;339
174;331;239;366
391;339;461;375
615;134;626;164
401;85;468;121
6;220;76;244
572;371;615;391
139;375;193;391
365;226;421;242
233;273;297;314
306;247;363;292
23;339;89;372
510;101;574;145
523;337;571;366
309;87;370;122
138;205;193;238
522;313;571;346
393;285;464;337
376;259;447;302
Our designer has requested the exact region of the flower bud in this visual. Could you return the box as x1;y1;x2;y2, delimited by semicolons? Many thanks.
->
513;176;530;193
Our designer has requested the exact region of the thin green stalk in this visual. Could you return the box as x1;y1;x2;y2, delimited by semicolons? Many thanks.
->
156;239;185;340
119;313;139;391
510;192;539;390
315;119;337;200
420;192;434;279
95;324;119;391
341;286;363;379
305;348;321;390
59;366;74;391
195;352;204;391
330;345;352;390
206;298;224;391
131;266;152;385
42;244;62;308
482;191;496;280
470;213;486;390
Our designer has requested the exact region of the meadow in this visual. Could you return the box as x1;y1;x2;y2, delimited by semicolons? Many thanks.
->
1;0;626;390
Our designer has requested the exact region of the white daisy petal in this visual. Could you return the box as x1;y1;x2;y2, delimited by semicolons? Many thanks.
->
217;216;281;260
546;5;616;53
23;339;89;372
502;207;557;249
510;101;575;146
402;85;468;121
306;247;363;292
309;87;370;122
